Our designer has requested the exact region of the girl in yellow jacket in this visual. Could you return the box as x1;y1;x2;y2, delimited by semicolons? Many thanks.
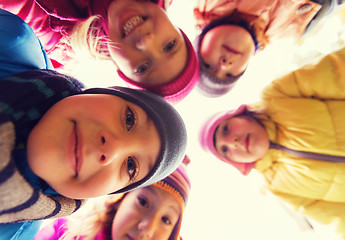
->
193;0;344;97
200;47;345;238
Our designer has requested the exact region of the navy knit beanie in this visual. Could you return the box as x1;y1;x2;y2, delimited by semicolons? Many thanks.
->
82;87;187;194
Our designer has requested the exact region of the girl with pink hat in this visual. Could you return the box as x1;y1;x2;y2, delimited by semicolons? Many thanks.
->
34;156;191;240
200;47;345;238
2;0;199;103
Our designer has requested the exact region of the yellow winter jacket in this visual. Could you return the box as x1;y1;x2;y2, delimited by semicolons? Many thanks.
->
254;47;345;238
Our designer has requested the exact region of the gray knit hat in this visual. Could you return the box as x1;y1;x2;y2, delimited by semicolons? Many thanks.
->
82;87;187;194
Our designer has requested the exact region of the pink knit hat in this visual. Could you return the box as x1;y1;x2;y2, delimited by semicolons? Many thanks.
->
199;105;255;175
117;29;199;104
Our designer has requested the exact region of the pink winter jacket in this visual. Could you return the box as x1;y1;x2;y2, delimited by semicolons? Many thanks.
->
0;0;168;67
193;0;321;49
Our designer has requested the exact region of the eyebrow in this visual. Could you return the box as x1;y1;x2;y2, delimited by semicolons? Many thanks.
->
135;110;158;179
145;187;181;216
167;203;180;216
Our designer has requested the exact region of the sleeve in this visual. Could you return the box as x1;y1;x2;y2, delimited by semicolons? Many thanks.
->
273;191;345;238
0;0;34;15
0;221;42;240
305;0;345;34
261;47;345;101
0;9;53;80
35;0;91;19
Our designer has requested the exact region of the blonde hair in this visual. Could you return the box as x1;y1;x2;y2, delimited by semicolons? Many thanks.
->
73;16;112;60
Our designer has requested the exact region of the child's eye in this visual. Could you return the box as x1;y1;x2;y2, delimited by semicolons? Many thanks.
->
221;146;228;155
135;62;149;74
226;73;234;78
125;107;137;131
127;156;139;181
204;63;211;69
138;197;148;208
163;40;176;52
162;216;172;225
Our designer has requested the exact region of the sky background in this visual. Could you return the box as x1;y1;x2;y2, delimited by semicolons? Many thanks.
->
63;1;345;239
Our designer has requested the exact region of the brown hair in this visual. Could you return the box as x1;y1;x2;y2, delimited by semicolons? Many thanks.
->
59;195;124;240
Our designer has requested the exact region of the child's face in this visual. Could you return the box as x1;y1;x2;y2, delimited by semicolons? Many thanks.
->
107;0;187;85
200;25;255;80
112;186;180;240
214;115;269;163
27;94;161;199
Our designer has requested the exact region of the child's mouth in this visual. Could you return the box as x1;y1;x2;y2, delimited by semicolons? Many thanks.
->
126;234;135;240
245;134;250;152
122;16;147;38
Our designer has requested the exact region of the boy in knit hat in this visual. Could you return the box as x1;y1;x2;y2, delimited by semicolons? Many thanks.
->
34;156;192;240
0;9;187;239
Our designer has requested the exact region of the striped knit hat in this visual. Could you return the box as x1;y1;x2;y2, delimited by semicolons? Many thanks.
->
117;29;199;104
153;155;191;240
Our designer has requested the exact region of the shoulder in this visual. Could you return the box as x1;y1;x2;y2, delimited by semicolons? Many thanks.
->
0;8;35;46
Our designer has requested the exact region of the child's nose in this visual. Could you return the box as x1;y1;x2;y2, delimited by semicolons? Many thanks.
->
97;130;126;166
135;32;155;51
137;216;156;239
219;56;232;66
226;135;239;148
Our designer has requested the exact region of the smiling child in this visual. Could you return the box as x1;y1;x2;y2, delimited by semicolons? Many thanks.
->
1;0;200;103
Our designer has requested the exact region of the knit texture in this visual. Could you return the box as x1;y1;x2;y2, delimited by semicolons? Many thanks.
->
152;156;191;240
0;116;84;223
0;70;85;223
